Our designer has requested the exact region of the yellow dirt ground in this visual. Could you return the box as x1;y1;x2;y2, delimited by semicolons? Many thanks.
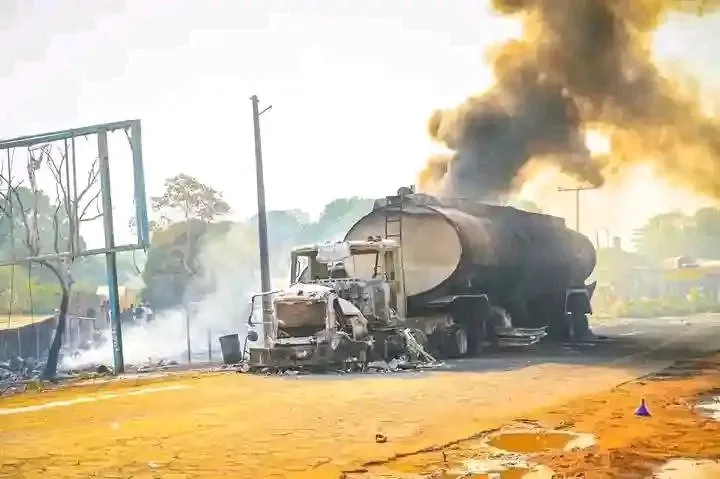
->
372;357;720;478
0;358;717;479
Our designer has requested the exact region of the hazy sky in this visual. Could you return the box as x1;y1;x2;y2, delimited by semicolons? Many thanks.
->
0;0;717;235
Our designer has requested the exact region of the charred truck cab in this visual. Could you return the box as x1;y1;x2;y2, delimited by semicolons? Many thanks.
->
247;281;373;370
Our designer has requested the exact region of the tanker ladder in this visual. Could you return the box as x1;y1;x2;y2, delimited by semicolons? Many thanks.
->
383;194;404;241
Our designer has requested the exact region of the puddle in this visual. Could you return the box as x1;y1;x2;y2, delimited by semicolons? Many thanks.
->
442;461;555;478
694;396;720;421
348;426;591;479
485;429;595;454
653;459;720;478
437;468;549;478
350;464;555;479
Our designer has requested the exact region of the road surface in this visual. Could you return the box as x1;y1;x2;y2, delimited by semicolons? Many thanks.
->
0;314;718;478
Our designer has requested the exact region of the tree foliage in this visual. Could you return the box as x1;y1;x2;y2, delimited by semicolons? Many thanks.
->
152;174;231;223
142;185;376;310
142;175;231;308
632;207;720;261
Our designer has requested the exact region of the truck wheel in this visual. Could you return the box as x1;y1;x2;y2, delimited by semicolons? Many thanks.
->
547;313;572;341
570;312;592;341
444;326;469;358
466;300;488;356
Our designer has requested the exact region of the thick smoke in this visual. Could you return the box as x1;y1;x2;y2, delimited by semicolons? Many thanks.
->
419;0;720;200
63;226;269;369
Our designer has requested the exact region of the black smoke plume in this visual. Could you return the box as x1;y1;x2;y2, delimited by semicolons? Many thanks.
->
419;0;720;200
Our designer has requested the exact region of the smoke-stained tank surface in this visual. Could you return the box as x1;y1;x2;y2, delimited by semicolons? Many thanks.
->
344;193;596;311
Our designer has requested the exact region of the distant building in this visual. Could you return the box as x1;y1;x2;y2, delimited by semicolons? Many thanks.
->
95;285;141;311
660;256;720;300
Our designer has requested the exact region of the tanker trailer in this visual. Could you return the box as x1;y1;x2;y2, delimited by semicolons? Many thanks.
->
343;189;598;348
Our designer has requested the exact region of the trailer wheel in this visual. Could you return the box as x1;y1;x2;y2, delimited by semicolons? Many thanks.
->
444;326;469;358
570;312;592;341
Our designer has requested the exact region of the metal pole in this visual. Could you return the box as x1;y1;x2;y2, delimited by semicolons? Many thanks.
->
129;121;150;249
557;185;598;233
250;95;273;332
185;306;191;364
97;130;124;374
207;329;212;362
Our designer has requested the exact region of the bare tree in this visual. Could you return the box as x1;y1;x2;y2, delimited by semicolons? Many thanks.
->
0;143;101;378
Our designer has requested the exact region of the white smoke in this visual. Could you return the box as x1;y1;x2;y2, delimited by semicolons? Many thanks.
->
62;223;275;370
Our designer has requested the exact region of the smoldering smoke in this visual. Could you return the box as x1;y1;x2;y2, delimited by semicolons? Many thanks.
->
419;0;720;200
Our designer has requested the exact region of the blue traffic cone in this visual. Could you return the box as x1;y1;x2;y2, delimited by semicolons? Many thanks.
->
635;398;651;417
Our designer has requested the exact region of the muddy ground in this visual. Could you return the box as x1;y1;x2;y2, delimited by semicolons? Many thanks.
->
0;314;719;478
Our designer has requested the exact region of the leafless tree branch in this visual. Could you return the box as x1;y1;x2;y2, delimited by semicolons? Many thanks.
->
78;189;101;222
76;158;100;205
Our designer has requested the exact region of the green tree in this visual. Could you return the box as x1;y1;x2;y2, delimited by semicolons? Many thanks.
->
633;207;720;262
142;195;377;308
687;207;720;259
632;212;689;261
296;197;375;243
142;174;231;308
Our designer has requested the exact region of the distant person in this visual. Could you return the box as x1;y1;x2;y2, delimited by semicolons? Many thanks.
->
143;302;154;322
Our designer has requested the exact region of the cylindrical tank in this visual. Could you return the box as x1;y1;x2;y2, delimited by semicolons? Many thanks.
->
343;194;596;314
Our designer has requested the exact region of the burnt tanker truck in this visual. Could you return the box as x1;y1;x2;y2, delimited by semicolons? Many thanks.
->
246;188;597;369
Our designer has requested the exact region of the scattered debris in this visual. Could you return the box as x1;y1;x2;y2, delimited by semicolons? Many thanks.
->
135;358;180;374
694;394;720;421
0;356;47;397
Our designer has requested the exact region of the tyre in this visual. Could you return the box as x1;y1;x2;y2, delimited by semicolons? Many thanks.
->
570;312;592;341
443;325;469;358
547;313;572;341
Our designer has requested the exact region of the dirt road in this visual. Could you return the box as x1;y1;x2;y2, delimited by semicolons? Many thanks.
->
0;315;718;478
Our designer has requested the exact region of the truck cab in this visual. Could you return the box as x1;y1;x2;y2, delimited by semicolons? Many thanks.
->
291;238;407;326
247;238;409;369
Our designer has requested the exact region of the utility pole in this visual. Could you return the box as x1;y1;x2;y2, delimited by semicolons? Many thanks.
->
557;185;598;232
251;95;273;333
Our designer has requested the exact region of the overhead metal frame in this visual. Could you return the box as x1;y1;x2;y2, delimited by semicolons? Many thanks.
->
0;119;151;374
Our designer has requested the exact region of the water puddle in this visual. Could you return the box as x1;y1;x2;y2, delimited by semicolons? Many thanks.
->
348;426;593;479
694;396;720;421
441;460;555;478
485;429;595;454
653;459;720;478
